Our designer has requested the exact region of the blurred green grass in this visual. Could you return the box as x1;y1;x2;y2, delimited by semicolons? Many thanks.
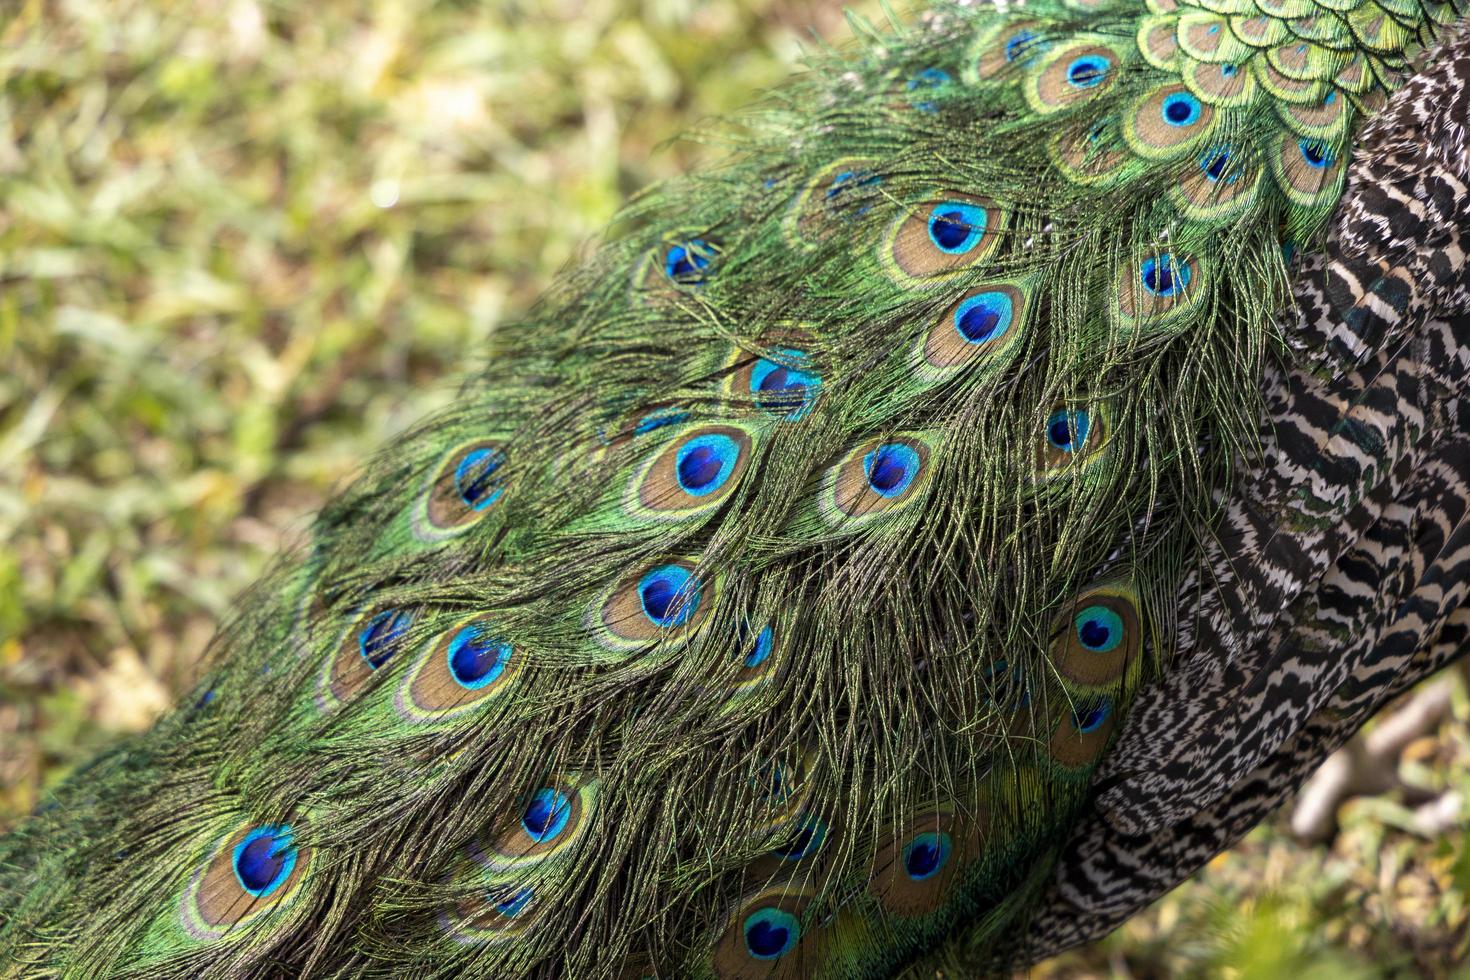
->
1;1;1468;976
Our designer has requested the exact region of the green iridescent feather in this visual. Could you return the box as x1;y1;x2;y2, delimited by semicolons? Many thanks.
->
0;0;1463;976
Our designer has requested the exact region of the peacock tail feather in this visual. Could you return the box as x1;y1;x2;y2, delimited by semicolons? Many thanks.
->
1;0;1465;977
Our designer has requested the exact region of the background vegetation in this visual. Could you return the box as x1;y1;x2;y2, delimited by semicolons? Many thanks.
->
2;1;1468;975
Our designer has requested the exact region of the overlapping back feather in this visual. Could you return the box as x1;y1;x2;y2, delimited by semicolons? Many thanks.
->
1;0;1463;976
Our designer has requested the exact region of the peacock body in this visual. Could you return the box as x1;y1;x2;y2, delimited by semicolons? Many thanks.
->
1;0;1467;976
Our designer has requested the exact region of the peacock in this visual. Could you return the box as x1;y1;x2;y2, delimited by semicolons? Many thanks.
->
2;0;1469;975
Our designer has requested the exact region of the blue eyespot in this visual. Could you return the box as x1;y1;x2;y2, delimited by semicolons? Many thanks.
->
772;814;827;861
1066;55;1110;89
1075;699;1112;733
740;623;775;669
824;169;881;219
634;408;691;435
826;169;880;199
755;761;795;806
1004;30;1040;62
829;170;858;196
864;443;921;498
665;239;715;282
1046;409;1091;452
360;609;413;670
232;825;298;898
1299;139;1333;169
750;349;820;421
522;789;572;843
954;290;1014;344
1141;254;1191;297
456;448;506;510
447;625;512;690
638;565;701;628
902;831;953;881
1199;146;1233;182
907;67;951;111
1161;91;1202;127
1075;605;1124;653
908;67;951;90
1220;63;1239;77
675;433;740;497
488;885;534;917
743;907;800;960
926;202;987;253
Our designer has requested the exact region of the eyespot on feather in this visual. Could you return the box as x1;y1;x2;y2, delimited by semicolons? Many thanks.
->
662;238;719;285
395;616;518;723
743;809;832;885
438;780;597;944
770;811;829;863
1171;144;1261;220
712;886;821;979
593;559;718;655
1277;88;1350;140
470;779;599;873
1025;40;1122;113
728;621;781;702
867;806;984;917
441;882;539;945
624;424;756;521
1184;59;1255;106
1124;85;1214;159
1035;405;1112;478
1116;251;1207;333
1273;134;1344;206
1254;59;1326;103
635;233;722;299
1138;16;1180;69
820;435;933;526
728;343;822;422
786;158;882;248
1051;119;1129;184
915;283;1028;380
1177;12;1249;62
968;20;1049;80
901;66;954;112
1230;13;1289;45
1052;585;1143;686
179;821;311;940
597;402;694;457
415;441;509;540
1268;40;1315;79
884;195;1005;281
1049;697;1116;767
325;606;415;706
